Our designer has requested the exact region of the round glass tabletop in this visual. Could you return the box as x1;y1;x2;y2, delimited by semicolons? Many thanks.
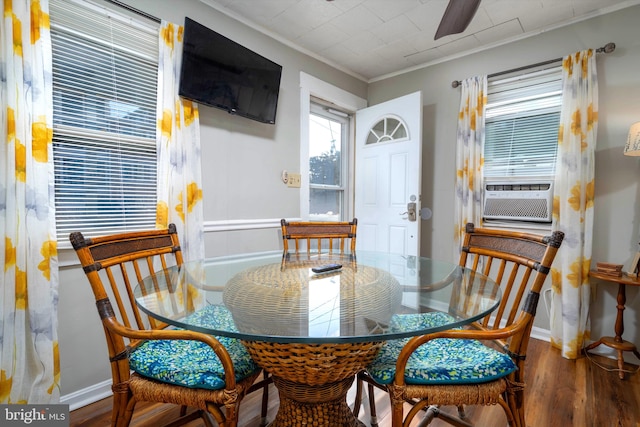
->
134;251;501;344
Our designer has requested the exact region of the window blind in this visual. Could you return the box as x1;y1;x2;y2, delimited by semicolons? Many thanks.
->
50;0;159;241
484;66;562;178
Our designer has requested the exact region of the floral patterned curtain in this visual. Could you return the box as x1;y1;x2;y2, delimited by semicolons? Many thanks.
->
454;76;487;258
1;0;60;403
550;49;598;359
156;20;204;261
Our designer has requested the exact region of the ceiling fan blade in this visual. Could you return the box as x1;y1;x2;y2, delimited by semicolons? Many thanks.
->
434;0;481;40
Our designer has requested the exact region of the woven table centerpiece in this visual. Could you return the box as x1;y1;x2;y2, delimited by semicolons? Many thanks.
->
223;260;402;340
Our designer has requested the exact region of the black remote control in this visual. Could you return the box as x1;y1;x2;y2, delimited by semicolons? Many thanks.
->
311;263;342;273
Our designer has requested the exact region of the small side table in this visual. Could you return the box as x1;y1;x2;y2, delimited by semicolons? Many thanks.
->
585;270;640;379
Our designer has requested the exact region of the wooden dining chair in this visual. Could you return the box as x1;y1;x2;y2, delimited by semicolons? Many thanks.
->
354;223;564;427
69;224;264;427
280;218;357;261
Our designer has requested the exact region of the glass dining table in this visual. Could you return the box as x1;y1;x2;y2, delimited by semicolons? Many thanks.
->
134;251;501;427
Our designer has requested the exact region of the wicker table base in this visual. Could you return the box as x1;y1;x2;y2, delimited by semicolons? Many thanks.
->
242;340;383;427
270;376;363;427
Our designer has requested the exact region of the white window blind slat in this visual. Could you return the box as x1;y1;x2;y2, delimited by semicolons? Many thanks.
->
50;0;158;61
51;0;159;242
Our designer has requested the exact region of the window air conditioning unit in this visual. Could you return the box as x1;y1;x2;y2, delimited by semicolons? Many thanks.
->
483;181;553;223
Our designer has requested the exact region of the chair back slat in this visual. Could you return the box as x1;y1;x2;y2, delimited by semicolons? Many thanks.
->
491;262;521;329
104;265;135;330
121;261;151;331
132;259;172;330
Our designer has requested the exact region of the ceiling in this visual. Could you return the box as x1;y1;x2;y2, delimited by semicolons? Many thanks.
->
199;0;639;81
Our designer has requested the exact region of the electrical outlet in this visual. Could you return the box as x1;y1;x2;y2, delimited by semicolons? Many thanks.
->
287;173;301;188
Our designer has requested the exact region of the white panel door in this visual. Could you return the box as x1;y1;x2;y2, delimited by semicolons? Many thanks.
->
355;91;422;256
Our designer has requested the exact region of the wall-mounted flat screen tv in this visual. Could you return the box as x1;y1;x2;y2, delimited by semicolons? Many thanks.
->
179;17;283;124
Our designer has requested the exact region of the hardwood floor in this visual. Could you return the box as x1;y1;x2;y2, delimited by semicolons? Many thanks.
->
70;339;640;427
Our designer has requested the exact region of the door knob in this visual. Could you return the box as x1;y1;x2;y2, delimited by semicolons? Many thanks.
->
401;202;417;221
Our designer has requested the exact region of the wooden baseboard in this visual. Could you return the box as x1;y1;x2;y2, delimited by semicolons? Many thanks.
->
60;379;112;411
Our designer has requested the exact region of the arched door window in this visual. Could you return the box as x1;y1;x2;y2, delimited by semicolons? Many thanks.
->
366;116;408;145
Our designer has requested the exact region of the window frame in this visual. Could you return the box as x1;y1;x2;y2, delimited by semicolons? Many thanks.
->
50;0;160;245
482;65;563;229
299;73;366;224
484;65;562;180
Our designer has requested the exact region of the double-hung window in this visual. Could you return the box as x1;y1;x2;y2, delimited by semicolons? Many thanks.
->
50;0;159;242
308;100;350;222
482;66;562;224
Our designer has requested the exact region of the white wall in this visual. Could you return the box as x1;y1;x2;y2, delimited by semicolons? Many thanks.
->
368;5;640;362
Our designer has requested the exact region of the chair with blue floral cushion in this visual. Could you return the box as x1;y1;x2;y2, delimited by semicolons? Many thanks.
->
355;223;564;427
70;225;263;427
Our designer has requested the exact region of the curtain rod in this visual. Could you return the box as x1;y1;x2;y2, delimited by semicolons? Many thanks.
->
451;42;616;88
104;0;161;23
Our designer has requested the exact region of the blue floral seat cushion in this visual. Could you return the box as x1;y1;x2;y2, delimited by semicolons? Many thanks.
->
129;305;259;390
389;311;457;333
367;312;517;385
